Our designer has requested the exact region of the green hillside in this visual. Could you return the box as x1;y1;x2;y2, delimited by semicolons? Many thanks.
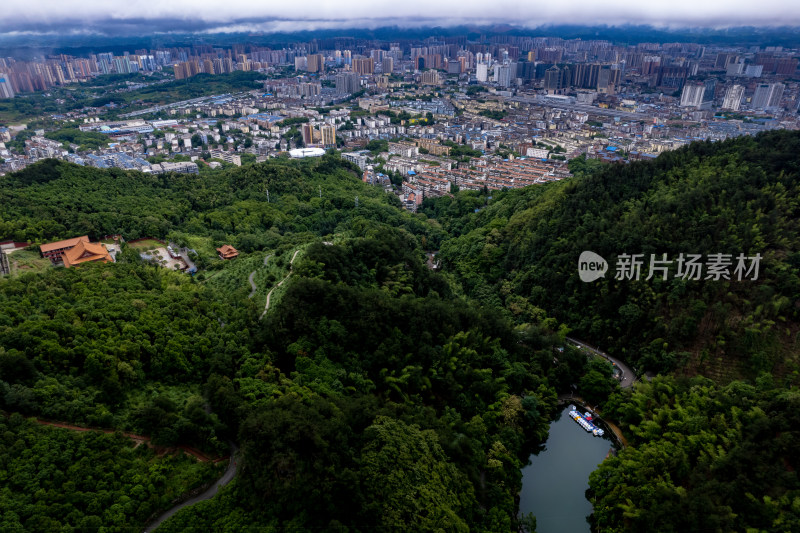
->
3;131;800;531
430;130;800;381
0;156;558;531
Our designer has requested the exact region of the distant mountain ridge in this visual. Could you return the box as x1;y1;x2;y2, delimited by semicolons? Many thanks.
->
2;24;800;56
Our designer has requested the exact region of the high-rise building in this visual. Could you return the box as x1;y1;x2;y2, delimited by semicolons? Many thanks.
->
420;69;440;85
745;65;763;78
476;62;488;82
0;73;15;98
702;79;716;106
680;83;705;107
213;58;224;75
352;57;374;75
382;57;394;74
751;84;770;110
301;123;315;146
335;72;360;94
775;58;799;76
52;64;66;85
752;83;785;110
544;65;566;93
320;124;336;147
641;56;661;75
307;54;324;73
517;61;536;81
769;84;786;108
726;61;745;77
715;53;738;70
495;64;511;87
722;84;745;111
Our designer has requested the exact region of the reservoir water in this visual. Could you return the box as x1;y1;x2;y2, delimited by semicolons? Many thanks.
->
519;406;614;533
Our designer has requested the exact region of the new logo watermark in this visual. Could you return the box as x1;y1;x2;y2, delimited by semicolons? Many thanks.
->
578;252;762;282
578;251;609;282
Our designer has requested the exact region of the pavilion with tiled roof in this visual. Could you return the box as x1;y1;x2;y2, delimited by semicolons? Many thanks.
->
216;245;239;260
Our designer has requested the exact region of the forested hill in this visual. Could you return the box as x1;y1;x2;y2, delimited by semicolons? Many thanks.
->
3;135;800;530
0;155;562;531
430;130;800;380
0;155;443;250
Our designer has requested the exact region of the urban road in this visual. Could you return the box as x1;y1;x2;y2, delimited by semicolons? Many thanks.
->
509;95;653;121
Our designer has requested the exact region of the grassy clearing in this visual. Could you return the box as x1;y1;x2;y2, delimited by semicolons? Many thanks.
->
128;239;166;250
184;235;218;259
8;248;53;275
202;252;266;296
199;243;309;313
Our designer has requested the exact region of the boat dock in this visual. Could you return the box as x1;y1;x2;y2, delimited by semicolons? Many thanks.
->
568;406;605;437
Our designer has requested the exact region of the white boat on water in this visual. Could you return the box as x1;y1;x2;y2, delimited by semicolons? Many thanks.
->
568;406;605;437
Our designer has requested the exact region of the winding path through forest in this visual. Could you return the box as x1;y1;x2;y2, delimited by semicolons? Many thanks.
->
144;250;297;529
142;444;239;533
260;249;299;320
4;413;237;531
247;254;271;299
247;271;257;298
30;418;222;463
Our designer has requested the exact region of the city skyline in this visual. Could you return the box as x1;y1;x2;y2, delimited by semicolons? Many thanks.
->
2;1;800;38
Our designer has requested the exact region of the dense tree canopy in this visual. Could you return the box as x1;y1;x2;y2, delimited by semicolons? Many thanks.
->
430;130;800;378
0;156;559;531
0;413;219;531
589;376;800;532
3;129;800;530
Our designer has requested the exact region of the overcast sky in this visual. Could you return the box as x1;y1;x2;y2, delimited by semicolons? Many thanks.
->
2;1;800;36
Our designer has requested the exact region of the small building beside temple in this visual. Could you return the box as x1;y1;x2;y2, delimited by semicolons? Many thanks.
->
217;245;239;260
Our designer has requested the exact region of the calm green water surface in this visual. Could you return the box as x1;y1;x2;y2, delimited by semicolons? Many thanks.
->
519;406;613;533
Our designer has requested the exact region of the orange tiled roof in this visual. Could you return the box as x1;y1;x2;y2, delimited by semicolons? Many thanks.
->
216;245;239;259
40;235;89;253
62;241;112;268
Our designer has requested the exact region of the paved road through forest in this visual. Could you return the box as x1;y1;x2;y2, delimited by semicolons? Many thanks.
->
142;444;239;532
566;336;636;388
